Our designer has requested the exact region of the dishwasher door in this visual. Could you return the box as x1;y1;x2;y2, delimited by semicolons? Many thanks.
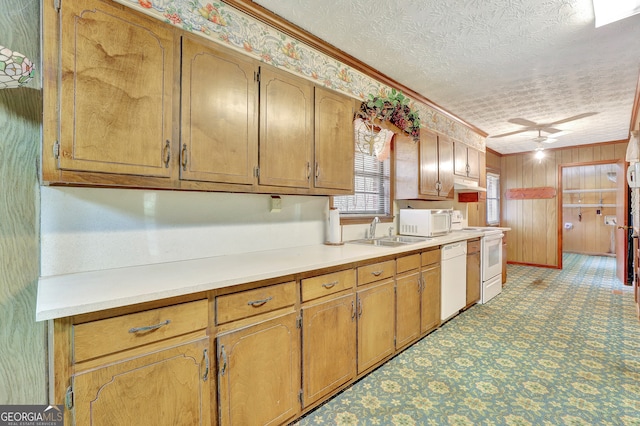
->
440;241;467;322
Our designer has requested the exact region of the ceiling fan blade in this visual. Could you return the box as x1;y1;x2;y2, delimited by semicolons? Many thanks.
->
508;118;539;127
547;112;598;126
542;138;558;144
489;128;531;138
541;127;563;134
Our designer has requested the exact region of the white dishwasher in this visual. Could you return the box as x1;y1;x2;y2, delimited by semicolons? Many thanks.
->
440;240;467;322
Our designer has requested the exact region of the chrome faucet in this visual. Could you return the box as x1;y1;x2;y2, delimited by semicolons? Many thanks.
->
369;216;380;239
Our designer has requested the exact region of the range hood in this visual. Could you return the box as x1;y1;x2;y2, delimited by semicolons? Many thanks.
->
454;177;486;193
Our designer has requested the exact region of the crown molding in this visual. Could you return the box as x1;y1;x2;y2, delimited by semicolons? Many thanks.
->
222;0;488;138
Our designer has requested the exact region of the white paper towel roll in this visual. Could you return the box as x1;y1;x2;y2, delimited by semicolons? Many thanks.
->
327;208;342;243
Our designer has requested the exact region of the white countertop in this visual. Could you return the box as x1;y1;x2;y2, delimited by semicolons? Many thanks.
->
36;231;483;321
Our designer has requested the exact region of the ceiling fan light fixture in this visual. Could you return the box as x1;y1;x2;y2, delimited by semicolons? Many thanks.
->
534;147;545;160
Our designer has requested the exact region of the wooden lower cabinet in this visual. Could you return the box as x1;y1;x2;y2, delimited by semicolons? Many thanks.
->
466;238;481;307
395;270;422;349
216;311;300;426
420;263;441;333
356;280;395;373
301;292;356;407
72;337;211;426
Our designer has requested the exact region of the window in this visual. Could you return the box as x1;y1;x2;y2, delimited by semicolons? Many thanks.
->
333;149;390;216
486;172;500;225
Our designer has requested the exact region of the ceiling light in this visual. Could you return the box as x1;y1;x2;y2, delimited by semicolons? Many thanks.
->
592;0;640;27
534;148;545;161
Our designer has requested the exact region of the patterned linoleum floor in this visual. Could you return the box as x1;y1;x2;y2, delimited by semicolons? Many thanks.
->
292;254;640;426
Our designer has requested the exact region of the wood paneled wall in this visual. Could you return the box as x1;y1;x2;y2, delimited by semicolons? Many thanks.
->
0;1;46;404
501;143;627;267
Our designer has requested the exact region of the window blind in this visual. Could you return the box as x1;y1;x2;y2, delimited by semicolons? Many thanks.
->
333;150;390;215
486;173;500;225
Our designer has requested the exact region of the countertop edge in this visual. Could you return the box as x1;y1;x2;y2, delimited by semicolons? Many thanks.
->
36;231;483;321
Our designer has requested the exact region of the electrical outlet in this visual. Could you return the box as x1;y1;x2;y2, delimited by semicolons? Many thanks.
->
270;195;281;212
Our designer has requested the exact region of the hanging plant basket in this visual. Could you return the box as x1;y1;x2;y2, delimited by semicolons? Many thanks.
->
359;89;421;142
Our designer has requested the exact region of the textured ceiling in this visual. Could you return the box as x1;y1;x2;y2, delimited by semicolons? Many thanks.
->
253;0;640;154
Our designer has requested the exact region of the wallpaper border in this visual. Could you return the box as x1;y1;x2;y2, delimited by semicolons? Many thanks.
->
114;0;486;151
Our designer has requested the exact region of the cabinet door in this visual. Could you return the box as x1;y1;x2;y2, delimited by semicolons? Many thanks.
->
466;251;481;306
421;264;441;333
357;280;395;373
454;142;468;177
259;65;313;189
419;129;439;197
438;136;455;197
314;87;354;191
302;293;356;407
59;0;174;177
467;147;480;180
73;338;210;426
396;272;421;349
217;312;300;426
180;37;258;185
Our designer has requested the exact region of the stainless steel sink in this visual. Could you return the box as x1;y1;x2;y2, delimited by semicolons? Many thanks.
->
346;238;407;247
378;235;431;244
346;235;431;247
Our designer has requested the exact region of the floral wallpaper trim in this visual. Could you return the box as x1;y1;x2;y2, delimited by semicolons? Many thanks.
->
115;0;485;151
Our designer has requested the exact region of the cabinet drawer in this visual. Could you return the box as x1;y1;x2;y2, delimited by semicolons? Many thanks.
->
216;281;296;324
421;248;441;266
301;269;355;302
396;254;420;274
357;260;395;286
468;239;480;254
73;299;208;363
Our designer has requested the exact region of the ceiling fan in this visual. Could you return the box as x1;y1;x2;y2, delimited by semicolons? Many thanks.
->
489;112;598;143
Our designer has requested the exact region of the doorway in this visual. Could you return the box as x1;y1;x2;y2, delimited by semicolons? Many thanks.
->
559;160;629;283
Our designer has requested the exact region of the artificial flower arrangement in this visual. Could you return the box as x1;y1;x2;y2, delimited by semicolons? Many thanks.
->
359;89;421;142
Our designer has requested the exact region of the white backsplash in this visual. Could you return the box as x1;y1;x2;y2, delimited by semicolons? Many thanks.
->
40;187;328;276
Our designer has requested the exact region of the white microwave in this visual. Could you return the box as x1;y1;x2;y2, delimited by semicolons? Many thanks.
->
399;209;451;237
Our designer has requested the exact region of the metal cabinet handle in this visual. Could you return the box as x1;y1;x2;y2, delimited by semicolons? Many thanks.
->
322;281;338;289
128;319;170;334
181;144;188;171
315;162;320;180
163;140;171;168
306;162;311;180
351;301;356;320
247;296;273;307
358;299;363;318
202;349;209;382
370;270;383;277
219;345;227;376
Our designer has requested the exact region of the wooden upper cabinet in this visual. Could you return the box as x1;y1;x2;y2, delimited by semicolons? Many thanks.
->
437;135;455;196
180;36;258;185
258;65;314;189
419;129;439;197
454;142;480;180
314;87;354;192
467;147;480;180
58;0;174;178
418;129;453;198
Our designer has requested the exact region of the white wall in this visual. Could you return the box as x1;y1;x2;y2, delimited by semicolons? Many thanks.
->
40;187;328;276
